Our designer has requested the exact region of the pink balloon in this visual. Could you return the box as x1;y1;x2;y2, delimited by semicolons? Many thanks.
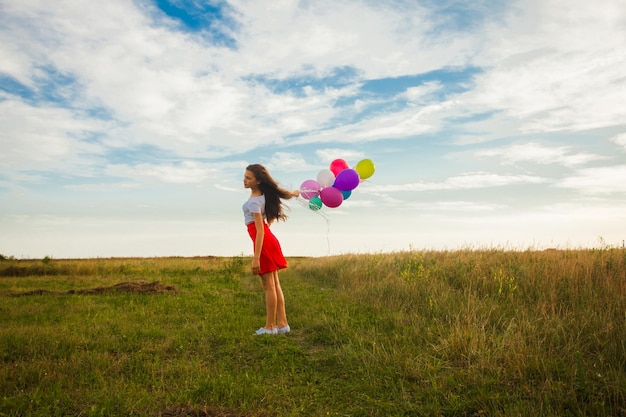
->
333;168;360;191
300;179;320;200
330;159;349;176
320;187;343;208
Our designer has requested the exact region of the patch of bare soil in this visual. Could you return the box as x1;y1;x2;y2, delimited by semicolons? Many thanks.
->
2;281;178;296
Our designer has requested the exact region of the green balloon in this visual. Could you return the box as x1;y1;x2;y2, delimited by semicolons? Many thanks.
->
309;196;322;211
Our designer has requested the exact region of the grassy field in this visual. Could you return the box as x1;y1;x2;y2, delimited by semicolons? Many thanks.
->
0;248;625;416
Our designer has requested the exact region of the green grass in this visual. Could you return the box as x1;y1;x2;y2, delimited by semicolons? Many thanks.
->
0;249;625;416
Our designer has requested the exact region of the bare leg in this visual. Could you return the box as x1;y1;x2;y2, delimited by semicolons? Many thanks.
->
260;272;277;330
273;270;288;328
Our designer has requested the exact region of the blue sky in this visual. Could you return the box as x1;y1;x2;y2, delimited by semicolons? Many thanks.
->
1;0;625;258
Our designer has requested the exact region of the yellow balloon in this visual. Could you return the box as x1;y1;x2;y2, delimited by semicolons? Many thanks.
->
355;159;375;179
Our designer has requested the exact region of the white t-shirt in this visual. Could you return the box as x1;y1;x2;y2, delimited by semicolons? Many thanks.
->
243;195;265;225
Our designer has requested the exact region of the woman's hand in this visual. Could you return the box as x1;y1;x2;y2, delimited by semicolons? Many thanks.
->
292;190;300;198
251;258;261;275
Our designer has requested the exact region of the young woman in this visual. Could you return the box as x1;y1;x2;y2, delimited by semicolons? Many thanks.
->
242;164;299;335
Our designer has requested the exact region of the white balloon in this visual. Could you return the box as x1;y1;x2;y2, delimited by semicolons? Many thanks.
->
316;169;335;188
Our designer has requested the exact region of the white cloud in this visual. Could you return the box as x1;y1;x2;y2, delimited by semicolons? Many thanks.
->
3;0;624;164
365;171;548;193
404;81;443;103
556;165;626;194
291;100;452;146
64;182;141;192
454;0;626;139
0;99;104;175
315;149;365;164
444;171;547;189
28;0;466;157
266;152;312;172
226;0;472;79
106;161;218;184
406;200;507;212
476;142;605;167
0;35;32;86
214;183;244;193
611;133;626;151
1;0;293;157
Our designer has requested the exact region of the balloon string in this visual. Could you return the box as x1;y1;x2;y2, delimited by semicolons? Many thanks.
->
299;187;320;195
294;196;332;255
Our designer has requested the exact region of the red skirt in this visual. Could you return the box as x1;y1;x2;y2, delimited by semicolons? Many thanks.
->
247;222;288;275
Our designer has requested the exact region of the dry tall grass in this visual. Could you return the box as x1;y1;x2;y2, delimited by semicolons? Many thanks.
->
290;247;626;415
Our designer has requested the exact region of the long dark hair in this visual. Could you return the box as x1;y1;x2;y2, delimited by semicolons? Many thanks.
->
246;164;295;223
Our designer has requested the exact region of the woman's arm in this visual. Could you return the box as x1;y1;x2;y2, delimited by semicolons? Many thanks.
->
251;212;265;274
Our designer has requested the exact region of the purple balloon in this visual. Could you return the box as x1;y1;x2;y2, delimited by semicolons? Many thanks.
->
333;168;360;191
300;179;320;200
320;187;343;208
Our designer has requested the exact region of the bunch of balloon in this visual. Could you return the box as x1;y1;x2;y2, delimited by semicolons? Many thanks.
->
299;158;375;211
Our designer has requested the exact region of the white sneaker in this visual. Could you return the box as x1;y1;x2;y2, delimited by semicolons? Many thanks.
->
254;327;277;335
277;325;291;334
